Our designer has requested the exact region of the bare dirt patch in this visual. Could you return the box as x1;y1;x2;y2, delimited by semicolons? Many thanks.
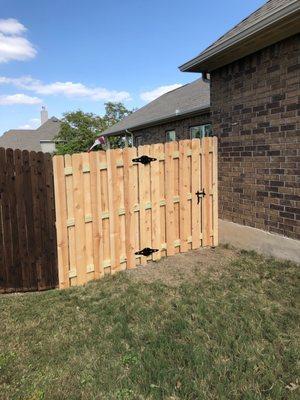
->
127;245;239;287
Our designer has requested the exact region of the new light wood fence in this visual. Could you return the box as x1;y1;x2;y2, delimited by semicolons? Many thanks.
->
53;137;218;288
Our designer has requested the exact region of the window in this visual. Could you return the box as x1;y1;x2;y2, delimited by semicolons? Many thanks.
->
190;124;213;139
166;130;176;142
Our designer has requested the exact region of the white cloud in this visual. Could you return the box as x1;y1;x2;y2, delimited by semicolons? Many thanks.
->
0;76;131;102
0;18;26;35
0;93;42;105
140;84;182;102
18;118;40;129
0;19;36;63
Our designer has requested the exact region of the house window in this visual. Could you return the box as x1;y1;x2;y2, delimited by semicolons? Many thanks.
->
190;124;212;139
166;130;176;142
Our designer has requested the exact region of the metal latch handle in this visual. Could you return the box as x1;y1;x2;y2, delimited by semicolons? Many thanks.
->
135;247;158;257
195;189;206;204
132;155;157;165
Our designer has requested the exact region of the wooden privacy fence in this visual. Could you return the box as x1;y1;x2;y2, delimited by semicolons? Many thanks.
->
53;137;218;288
0;148;58;293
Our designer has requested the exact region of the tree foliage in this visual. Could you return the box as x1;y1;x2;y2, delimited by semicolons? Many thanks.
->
54;102;133;155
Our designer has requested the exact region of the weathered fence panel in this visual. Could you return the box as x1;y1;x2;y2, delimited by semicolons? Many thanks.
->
53;137;218;288
0;148;58;293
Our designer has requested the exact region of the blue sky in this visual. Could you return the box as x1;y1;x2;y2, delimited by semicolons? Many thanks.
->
0;0;264;134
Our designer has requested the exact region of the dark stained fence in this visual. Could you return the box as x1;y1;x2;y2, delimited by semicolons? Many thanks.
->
0;148;58;293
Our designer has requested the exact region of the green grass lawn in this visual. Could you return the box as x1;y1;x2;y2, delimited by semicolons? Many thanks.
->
0;248;299;400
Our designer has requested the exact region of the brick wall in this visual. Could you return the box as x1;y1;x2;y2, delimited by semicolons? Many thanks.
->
132;112;210;146
211;34;300;240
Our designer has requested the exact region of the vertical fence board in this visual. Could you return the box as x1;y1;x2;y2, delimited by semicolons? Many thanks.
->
23;150;38;290
137;145;149;265
82;152;94;282
44;153;58;288
191;139;201;249
99;151;110;274
0;148;7;292
123;147;137;269
202;138;212;246
106;150;121;273
6;149;22;289
116;149;126;270
165;142;175;256
72;153;87;285
179;140;190;253
201;139;208;246
159;147;166;258
96;151;105;278
89;151;101;279
53;155;69;288
150;143;162;261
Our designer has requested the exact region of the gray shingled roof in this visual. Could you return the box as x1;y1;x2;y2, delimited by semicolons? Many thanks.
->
0;117;61;151
103;79;210;136
180;0;299;72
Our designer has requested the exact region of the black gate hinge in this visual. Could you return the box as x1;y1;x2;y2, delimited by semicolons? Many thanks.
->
132;155;157;165
135;247;159;257
195;189;206;204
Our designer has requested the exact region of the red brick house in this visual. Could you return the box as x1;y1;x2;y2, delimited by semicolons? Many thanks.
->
181;0;300;245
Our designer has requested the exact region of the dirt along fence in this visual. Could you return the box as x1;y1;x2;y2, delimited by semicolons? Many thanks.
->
0;148;58;293
53;137;218;288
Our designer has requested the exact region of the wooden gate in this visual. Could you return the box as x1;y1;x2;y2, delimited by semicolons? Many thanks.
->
0;148;58;293
53;137;218;288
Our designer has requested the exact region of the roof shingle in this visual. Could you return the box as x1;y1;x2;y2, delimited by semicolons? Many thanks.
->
180;0;300;72
0;117;61;151
103;79;210;135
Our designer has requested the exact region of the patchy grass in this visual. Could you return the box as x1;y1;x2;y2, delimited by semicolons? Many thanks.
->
0;248;299;400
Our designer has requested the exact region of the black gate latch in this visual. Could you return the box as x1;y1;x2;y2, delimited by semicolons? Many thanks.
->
135;247;159;257
132;155;157;165
195;189;206;204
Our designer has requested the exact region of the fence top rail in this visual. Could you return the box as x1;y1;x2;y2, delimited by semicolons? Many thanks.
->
52;138;215;159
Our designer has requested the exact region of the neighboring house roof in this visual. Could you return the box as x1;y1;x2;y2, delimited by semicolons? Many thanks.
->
103;79;210;136
0;117;61;152
180;0;300;72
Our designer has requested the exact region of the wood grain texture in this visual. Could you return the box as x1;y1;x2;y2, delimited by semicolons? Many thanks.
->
123;147;137;269
53;155;69;288
179;140;190;253
150;143;161;261
52;138;218;288
0;148;58;293
191;139;201;249
106;149;121;273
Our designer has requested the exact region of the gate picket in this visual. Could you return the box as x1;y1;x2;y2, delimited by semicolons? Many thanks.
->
191;139;201;249
123;147;137;269
53;138;218;288
150;143;162;261
165;141;175;256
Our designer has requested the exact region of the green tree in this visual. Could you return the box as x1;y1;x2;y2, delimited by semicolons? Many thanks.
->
104;102;135;149
103;102;133;127
54;102;133;155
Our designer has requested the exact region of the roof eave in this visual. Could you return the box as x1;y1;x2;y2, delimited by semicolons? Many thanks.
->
103;105;211;137
179;1;300;73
